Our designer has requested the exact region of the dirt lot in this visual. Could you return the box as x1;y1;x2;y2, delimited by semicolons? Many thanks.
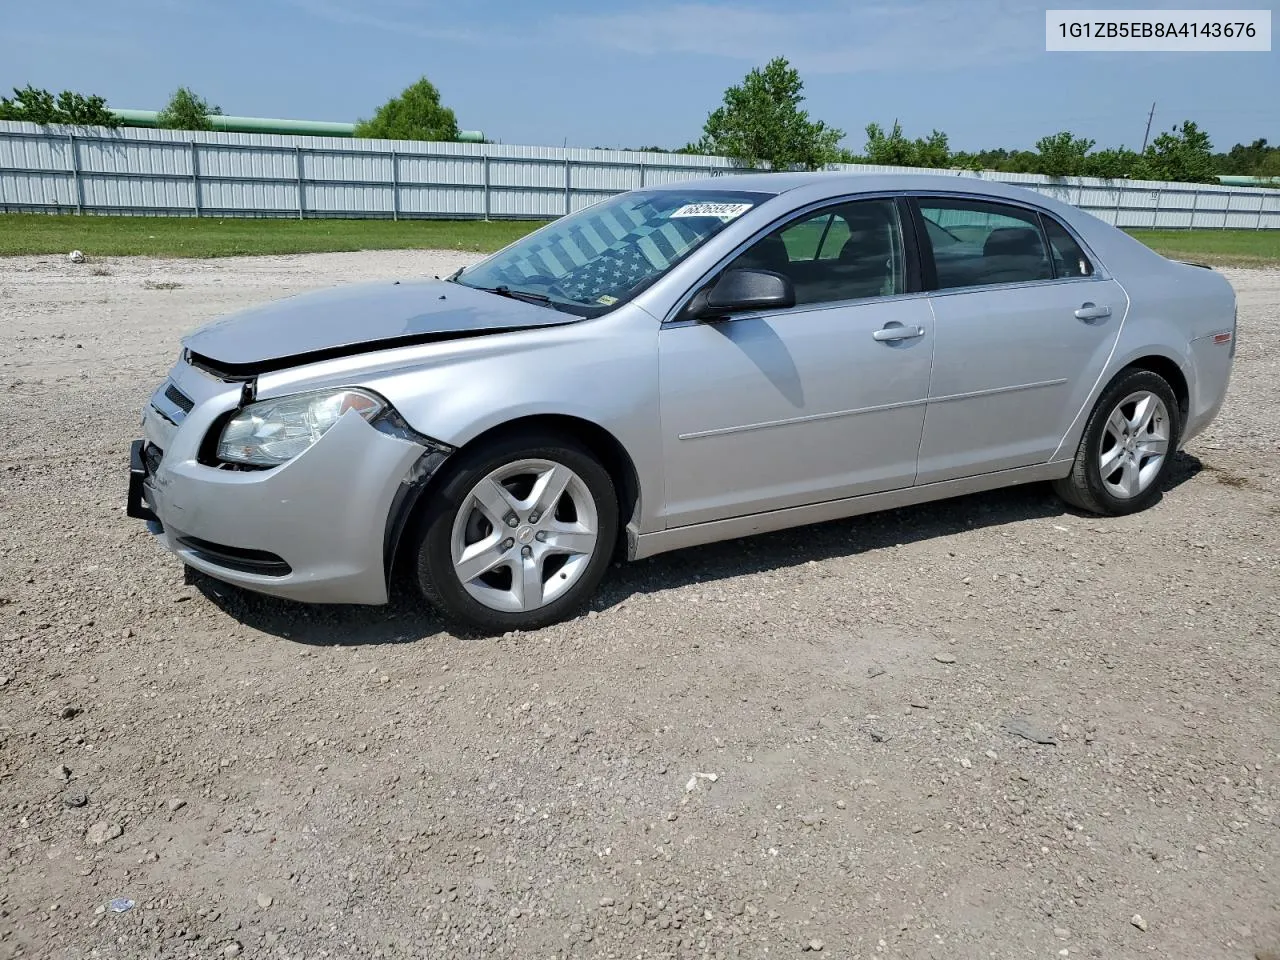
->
1;251;1277;960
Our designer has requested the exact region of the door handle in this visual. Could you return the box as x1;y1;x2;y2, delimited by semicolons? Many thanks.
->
872;324;926;342
1074;303;1112;321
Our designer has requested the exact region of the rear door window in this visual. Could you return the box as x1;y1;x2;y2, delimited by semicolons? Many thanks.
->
916;198;1053;290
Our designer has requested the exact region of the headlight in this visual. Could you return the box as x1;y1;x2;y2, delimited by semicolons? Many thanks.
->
216;389;385;467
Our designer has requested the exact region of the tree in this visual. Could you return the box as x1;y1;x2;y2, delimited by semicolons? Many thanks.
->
862;122;951;168
696;57;844;170
1133;121;1215;183
914;130;951;169
0;85;118;126
355;78;459;141
156;87;222;131
1033;131;1095;178
862;122;913;166
1082;146;1140;179
1215;138;1280;177
1258;150;1280;181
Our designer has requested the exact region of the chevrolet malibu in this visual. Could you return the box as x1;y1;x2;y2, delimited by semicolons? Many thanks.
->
129;173;1236;632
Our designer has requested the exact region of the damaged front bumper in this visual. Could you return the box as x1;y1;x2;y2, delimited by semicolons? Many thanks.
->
129;370;452;605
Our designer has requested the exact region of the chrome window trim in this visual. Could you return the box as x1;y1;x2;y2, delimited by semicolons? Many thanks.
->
662;187;1111;327
923;273;1109;300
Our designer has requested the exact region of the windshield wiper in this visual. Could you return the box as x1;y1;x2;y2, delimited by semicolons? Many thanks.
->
478;284;554;307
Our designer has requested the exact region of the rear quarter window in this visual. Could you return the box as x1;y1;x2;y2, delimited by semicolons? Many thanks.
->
1042;216;1095;277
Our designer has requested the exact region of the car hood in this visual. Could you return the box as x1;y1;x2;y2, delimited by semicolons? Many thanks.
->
182;279;578;377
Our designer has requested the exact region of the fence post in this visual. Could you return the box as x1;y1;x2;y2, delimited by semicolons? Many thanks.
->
1255;193;1265;231
1112;186;1122;227
68;132;83;215
1150;190;1161;229
295;145;305;220
638;160;646;188
391;151;399;221
483;154;491;221
1222;192;1231;230
190;141;201;217
564;157;572;216
1188;187;1198;230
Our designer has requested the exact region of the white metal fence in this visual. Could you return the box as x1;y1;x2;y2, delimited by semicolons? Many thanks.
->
2;120;1278;229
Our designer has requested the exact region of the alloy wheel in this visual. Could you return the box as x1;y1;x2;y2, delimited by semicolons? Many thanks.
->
1098;390;1170;499
449;459;599;613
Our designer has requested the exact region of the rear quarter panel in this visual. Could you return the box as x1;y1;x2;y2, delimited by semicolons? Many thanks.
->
1109;259;1235;441
1042;202;1236;458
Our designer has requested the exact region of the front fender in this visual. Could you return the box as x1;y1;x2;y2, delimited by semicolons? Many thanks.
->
356;309;665;530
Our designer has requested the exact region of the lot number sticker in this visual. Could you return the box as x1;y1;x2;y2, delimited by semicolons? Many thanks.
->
669;202;754;221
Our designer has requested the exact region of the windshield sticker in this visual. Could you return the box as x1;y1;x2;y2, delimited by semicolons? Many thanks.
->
596;294;618;305
669;202;753;221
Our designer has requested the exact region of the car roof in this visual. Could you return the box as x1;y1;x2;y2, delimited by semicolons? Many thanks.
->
643;170;1164;273
661;170;1050;203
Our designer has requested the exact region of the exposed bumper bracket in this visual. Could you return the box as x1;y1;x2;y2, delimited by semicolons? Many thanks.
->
126;439;159;523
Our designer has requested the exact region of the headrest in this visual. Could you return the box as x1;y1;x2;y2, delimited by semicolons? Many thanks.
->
983;226;1042;258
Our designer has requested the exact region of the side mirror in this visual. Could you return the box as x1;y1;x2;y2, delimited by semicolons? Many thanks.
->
697;268;795;319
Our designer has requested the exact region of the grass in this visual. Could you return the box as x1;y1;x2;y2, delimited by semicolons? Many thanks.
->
1124;229;1280;268
0;213;1276;268
0;214;544;258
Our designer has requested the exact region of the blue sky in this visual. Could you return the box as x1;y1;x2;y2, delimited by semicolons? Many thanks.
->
2;0;1275;153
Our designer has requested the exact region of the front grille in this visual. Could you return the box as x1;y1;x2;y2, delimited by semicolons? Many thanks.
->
174;536;292;577
164;383;195;414
151;380;195;427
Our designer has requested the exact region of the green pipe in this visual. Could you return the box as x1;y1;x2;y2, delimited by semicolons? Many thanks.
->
110;108;484;141
1217;174;1279;187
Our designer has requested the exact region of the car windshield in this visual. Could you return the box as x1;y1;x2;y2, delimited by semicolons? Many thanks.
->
453;189;773;316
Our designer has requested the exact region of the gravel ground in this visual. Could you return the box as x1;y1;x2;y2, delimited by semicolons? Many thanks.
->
1;251;1277;960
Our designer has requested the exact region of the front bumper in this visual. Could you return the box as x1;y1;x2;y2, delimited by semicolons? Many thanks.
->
130;379;430;605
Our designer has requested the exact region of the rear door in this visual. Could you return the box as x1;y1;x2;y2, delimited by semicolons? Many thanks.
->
911;196;1125;485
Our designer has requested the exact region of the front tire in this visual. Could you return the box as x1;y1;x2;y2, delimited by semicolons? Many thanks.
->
1053;368;1181;516
414;431;618;634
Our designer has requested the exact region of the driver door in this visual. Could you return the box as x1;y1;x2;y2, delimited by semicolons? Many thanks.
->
657;197;935;529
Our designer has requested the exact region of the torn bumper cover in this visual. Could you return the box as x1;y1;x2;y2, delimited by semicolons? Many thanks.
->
131;406;451;605
127;439;158;523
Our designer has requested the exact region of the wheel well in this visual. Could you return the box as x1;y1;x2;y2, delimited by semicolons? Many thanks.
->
1124;356;1189;420
389;415;642;581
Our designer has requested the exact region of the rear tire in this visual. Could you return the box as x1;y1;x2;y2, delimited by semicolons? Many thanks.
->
414;431;618;634
1052;368;1181;516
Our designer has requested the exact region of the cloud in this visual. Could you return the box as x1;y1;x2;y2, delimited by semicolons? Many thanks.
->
279;0;1044;74
279;0;487;44
556;0;1041;73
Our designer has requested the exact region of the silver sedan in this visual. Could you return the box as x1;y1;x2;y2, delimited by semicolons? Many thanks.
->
128;173;1237;632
